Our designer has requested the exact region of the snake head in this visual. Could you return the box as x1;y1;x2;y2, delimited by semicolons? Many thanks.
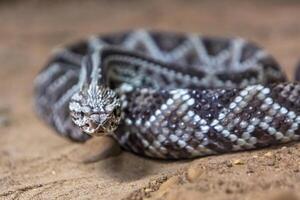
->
69;85;121;136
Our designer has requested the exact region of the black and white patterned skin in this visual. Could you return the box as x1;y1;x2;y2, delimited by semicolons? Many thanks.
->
34;30;300;159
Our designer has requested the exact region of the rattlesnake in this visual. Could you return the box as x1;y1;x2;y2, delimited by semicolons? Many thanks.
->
34;30;300;159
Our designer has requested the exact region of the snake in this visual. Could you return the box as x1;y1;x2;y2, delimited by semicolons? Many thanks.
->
34;29;300;159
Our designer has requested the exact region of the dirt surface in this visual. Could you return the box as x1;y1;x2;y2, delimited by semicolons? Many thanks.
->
0;0;300;199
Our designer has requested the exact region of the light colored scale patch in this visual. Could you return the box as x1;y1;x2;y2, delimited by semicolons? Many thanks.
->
231;40;269;72
240;50;268;70
209;85;263;150
35;59;81;134
34;64;61;86
230;38;245;71
90;51;102;87
87;35;107;51
174;99;220;156
188;34;232;73
267;104;299;142
128;126;166;158
78;59;88;89
107;63;156;89
255;87;300;142
52;84;81;133
160;90;218;157
130;89;190;157
162;40;195;63
45;70;76;96
235;86;281;148
123;30;166;61
127;88;211;158
69;101;82;113
215;85;300;150
55;49;82;65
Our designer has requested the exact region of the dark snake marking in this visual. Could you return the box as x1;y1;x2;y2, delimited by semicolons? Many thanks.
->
34;30;300;159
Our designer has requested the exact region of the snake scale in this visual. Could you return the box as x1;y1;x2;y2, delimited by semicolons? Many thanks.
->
34;30;300;159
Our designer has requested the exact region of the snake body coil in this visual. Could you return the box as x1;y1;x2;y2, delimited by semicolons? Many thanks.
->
34;30;300;159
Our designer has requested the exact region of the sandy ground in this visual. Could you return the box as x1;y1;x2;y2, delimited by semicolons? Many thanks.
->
0;0;300;199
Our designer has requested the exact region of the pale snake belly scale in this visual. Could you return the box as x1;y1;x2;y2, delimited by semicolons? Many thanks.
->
34;30;300;159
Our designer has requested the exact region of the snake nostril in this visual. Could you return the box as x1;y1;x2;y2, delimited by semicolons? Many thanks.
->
89;121;98;129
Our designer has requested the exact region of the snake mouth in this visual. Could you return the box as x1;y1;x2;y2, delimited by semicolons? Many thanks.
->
80;117;114;136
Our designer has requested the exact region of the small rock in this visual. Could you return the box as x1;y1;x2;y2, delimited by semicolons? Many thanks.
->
233;159;244;165
186;164;203;182
144;188;152;193
152;176;180;199
264;152;273;157
159;176;180;191
280;146;287;150
224;160;233;167
150;180;157;185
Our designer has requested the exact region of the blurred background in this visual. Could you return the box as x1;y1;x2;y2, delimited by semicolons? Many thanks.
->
1;1;300;199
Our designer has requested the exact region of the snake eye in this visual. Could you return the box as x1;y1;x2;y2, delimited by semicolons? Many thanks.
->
71;111;85;120
113;107;121;117
80;111;84;118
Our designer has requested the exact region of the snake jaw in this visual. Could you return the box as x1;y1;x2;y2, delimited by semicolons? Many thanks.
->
69;85;121;136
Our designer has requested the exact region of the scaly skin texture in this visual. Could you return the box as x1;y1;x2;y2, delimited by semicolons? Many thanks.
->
34;30;300;159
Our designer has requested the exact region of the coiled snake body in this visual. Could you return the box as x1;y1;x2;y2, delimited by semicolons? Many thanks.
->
34;30;300;159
